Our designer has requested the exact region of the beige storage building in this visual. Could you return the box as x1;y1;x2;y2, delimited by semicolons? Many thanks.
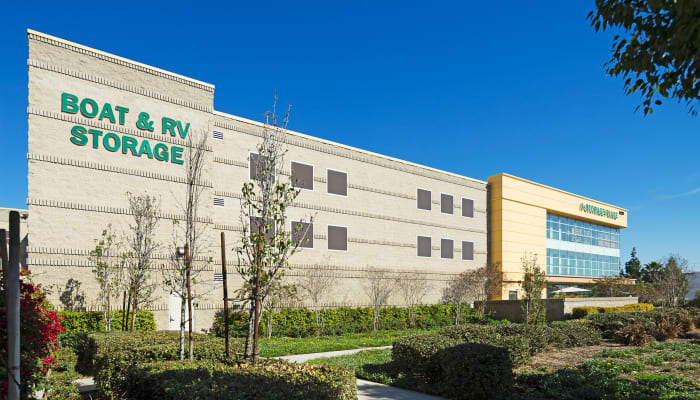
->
24;30;488;330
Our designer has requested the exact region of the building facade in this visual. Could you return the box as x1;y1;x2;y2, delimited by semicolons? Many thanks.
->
25;30;488;330
488;173;628;300
18;30;629;330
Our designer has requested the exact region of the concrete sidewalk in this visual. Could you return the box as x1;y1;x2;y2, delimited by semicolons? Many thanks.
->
277;346;444;400
274;345;391;363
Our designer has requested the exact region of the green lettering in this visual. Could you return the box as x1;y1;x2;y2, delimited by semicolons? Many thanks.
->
115;106;129;125
171;146;184;164
138;140;154;159
122;135;139;156
98;103;116;123
176;120;190;139
80;98;99;118
61;93;79;114
88;129;103;149
162;117;176;136
154;143;169;161
103;133;121;152
69;125;88;146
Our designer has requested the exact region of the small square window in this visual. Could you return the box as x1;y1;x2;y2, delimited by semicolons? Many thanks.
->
292;221;313;248
291;162;314;190
250;216;275;244
249;153;270;181
213;197;225;207
213;131;224;141
441;194;453;214
508;291;518;300
417;189;431;210
462;198;474;218
441;239;453;259
417;236;431;257
461;241;474;261
328;225;348;251
327;170;348;196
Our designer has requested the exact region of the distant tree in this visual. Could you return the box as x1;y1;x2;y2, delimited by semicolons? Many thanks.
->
588;0;700;115
441;273;470;325
395;272;430;327
654;254;689;307
593;276;630;297
362;268;395;331
624;247;642;279
297;264;338;327
640;261;664;283
234;277;299;338
520;253;546;325
442;264;500;321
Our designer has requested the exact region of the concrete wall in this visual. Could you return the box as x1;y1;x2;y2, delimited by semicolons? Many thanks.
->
478;297;639;322
25;30;488;331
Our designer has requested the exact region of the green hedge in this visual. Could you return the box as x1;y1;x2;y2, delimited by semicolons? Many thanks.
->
212;304;477;338
58;310;155;332
123;360;356;400
437;343;513;400
392;334;459;381
91;331;243;397
437;321;601;365
571;303;654;319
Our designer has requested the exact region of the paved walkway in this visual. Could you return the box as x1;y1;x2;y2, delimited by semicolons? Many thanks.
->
277;346;444;400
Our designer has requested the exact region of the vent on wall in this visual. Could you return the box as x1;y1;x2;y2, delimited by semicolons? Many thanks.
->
213;197;225;207
213;273;223;283
213;131;224;141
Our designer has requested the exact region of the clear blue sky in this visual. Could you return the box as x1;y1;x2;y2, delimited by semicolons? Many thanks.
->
1;1;698;270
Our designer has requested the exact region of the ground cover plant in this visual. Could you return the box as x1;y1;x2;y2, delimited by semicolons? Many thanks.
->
515;339;700;399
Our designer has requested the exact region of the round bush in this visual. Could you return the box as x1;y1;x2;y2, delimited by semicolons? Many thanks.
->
437;343;513;400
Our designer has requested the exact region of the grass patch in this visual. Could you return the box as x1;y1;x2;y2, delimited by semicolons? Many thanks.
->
595;348;653;358
307;349;394;384
258;329;435;357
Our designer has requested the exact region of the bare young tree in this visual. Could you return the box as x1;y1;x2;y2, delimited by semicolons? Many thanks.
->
362;268;395;331
395;272;429;327
89;224;127;331
235;92;312;362
441;264;499;322
654;254;690;307
125;192;161;331
163;131;210;360
520;253;546;325
297;263;338;326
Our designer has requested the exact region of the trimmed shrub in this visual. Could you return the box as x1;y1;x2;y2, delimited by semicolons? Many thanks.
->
437;343;514;400
392;334;458;381
548;320;602;347
124;360;356;400
87;331;243;397
58;310;155;332
615;324;654;346
571;303;654;319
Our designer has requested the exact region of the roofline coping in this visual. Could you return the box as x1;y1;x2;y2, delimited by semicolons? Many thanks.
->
213;110;488;185
489;172;628;212
27;29;215;90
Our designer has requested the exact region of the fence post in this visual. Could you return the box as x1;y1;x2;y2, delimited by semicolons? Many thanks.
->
6;211;21;400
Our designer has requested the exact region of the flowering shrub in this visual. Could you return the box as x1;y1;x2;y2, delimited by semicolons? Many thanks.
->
0;267;65;397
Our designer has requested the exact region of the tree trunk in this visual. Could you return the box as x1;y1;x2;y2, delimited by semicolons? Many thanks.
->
243;295;256;360
106;294;111;332
179;285;186;360
131;287;138;331
266;310;272;339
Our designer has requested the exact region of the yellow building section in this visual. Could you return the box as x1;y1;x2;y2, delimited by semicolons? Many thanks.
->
488;173;628;300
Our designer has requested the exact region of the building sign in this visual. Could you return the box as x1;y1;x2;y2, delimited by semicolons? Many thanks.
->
61;92;189;164
579;202;618;220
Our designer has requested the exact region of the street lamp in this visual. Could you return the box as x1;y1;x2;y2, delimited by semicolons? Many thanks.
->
176;246;186;258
